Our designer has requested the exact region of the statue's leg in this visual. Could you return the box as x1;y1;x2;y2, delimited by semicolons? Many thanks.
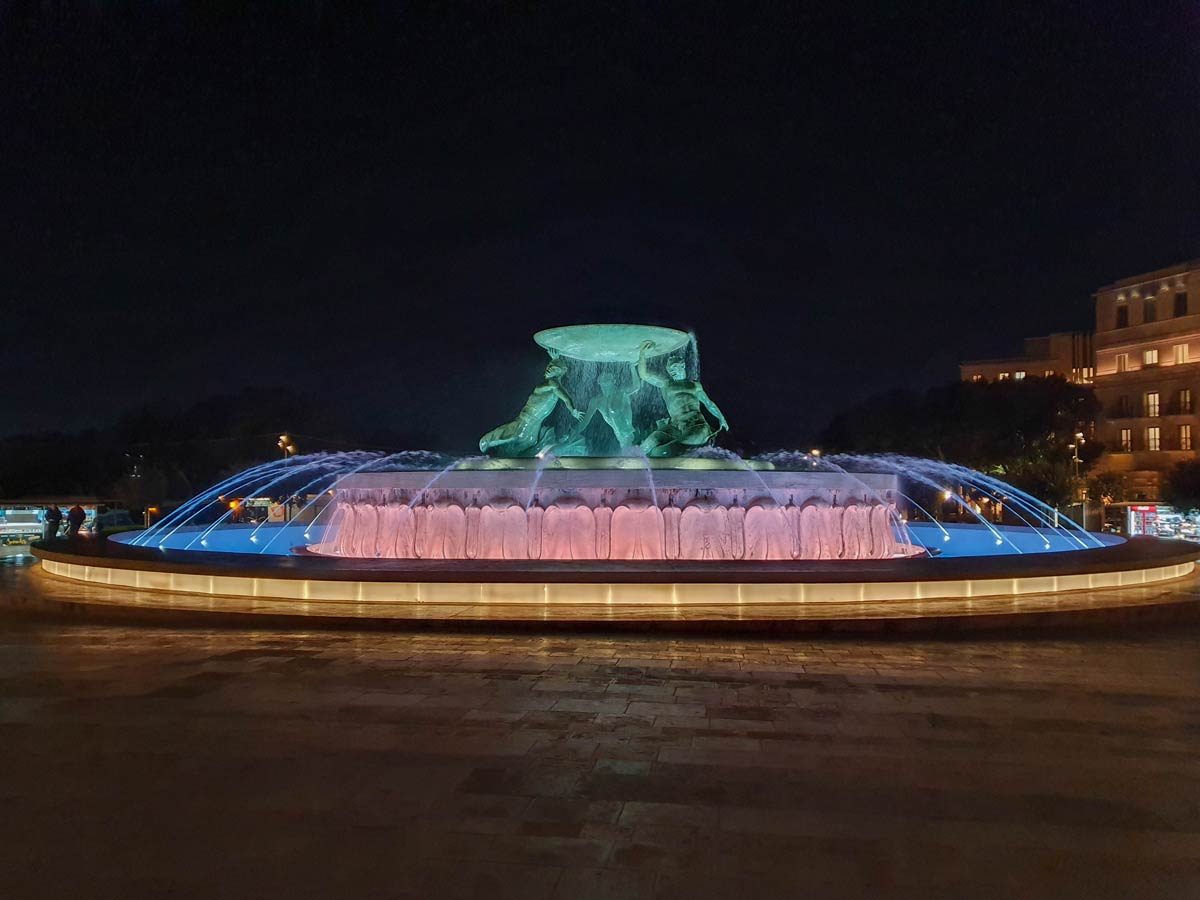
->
679;431;713;448
480;422;520;455
479;429;501;453
639;429;675;457
657;437;690;457
678;417;716;448
532;426;558;455
605;411;637;450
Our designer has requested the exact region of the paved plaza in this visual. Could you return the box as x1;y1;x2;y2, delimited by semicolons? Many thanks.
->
1;559;1199;898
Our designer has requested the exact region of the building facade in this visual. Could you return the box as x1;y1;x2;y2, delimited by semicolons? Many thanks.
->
1091;259;1200;499
960;332;1094;384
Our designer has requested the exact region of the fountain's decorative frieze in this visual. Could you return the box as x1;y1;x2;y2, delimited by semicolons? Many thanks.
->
310;469;915;560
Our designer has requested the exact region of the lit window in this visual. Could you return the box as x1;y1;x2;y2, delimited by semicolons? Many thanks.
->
1146;426;1161;451
970;374;983;382
1181;424;1193;451
997;372;1010;381
1144;348;1159;366
1145;392;1160;417
1116;304;1129;328
1176;292;1189;317
1116;353;1129;373
1175;344;1189;364
1180;388;1192;413
1044;369;1055;377
1145;297;1157;323
1014;371;1026;380
1120;428;1132;451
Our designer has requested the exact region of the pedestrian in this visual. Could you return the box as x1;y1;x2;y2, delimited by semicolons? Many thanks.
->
44;505;63;542
66;503;86;538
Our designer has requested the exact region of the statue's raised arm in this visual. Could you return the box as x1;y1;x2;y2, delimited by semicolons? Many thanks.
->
625;362;642;395
637;341;668;388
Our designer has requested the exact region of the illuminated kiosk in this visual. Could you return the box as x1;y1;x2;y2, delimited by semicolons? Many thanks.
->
32;324;1200;627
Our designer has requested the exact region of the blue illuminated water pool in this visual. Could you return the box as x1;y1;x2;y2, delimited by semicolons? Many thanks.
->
112;522;1123;559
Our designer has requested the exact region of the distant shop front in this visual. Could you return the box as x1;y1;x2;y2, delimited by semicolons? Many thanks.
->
1104;502;1200;543
0;499;117;554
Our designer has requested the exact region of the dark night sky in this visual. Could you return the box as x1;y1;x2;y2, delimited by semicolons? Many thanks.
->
2;1;1198;453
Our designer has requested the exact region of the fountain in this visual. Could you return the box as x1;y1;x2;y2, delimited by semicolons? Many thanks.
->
31;324;1200;627
294;325;913;562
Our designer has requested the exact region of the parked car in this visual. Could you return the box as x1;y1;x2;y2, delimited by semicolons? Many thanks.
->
91;508;134;534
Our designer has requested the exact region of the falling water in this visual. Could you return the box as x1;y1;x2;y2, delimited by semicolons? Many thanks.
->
627;447;659;508
524;452;556;510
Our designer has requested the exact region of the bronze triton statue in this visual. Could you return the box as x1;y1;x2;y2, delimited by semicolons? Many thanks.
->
478;356;584;456
479;325;729;458
636;340;728;457
572;364;641;450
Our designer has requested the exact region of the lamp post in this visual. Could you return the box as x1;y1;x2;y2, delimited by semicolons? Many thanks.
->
1065;432;1087;529
1069;431;1085;481
277;433;297;459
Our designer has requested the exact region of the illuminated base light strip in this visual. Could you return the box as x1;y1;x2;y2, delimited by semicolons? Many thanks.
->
38;558;1196;607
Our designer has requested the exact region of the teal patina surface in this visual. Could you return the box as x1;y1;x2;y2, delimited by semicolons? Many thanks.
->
481;324;728;457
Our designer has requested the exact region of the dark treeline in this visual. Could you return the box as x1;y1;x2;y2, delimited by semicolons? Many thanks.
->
4;378;1105;509
0;387;439;503
820;377;1102;506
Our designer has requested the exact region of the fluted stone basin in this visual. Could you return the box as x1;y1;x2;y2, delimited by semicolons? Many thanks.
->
307;469;915;561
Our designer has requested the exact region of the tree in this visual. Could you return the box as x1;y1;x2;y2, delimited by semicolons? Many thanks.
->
110;469;168;515
1088;472;1128;506
1005;459;1080;509
1161;460;1200;513
820;377;1102;475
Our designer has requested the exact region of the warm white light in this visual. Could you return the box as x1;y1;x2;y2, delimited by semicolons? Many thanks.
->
36;556;1198;608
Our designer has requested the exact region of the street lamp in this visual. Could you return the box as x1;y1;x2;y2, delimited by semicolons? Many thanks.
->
1069;431;1085;480
277;432;297;458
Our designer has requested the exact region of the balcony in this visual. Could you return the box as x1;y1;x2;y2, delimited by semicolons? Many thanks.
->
1101;449;1196;471
1106;399;1194;418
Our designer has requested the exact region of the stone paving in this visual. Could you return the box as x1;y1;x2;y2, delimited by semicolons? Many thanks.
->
1;560;1199;898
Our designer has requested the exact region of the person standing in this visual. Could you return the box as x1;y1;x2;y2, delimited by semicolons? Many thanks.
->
66;503;86;538
44;505;63;542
